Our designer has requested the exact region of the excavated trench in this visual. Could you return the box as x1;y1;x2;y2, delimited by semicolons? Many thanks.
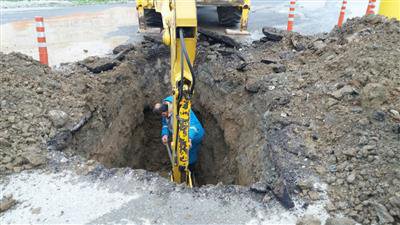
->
125;104;237;185
63;44;299;209
69;53;264;186
82;99;241;185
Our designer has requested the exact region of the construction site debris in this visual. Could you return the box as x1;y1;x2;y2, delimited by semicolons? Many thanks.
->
262;27;284;41
1;15;399;224
112;43;137;61
112;43;135;55
198;28;241;48
78;56;119;74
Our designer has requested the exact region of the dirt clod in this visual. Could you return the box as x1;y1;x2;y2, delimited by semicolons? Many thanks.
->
0;194;16;213
325;217;357;225
48;110;69;128
78;56;118;73
296;215;321;225
262;27;284;41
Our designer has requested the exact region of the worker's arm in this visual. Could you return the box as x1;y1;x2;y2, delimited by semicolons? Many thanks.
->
161;117;169;137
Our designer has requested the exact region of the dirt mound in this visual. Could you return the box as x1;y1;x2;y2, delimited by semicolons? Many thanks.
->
0;52;96;173
1;15;399;224
198;15;399;224
190;15;399;223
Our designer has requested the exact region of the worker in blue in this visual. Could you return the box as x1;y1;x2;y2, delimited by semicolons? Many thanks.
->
154;96;205;174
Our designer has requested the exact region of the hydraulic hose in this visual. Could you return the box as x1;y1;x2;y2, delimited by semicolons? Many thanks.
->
179;28;196;94
174;29;185;158
175;29;185;157
179;29;184;101
174;28;196;171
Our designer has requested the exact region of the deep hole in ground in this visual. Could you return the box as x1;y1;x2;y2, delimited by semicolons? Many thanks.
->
68;48;265;187
69;79;241;185
125;104;235;186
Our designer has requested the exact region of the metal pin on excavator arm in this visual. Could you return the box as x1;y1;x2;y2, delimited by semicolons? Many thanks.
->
150;0;197;187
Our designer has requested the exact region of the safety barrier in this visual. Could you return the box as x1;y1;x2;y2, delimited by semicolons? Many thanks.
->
366;0;376;15
35;16;48;65
337;0;348;27
287;0;296;31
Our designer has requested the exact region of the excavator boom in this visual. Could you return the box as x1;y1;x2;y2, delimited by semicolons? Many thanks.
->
145;0;197;186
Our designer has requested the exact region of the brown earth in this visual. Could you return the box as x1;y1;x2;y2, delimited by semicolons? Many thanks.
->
1;15;399;224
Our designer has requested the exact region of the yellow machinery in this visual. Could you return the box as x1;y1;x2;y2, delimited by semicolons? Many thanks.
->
135;0;250;187
135;0;249;187
136;0;250;32
139;0;198;187
378;0;400;19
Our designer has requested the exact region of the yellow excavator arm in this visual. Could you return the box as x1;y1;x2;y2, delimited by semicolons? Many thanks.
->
135;0;250;187
139;0;198;187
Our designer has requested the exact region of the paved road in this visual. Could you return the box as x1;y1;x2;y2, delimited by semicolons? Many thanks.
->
1;4;128;24
1;4;139;65
0;167;329;224
0;1;367;65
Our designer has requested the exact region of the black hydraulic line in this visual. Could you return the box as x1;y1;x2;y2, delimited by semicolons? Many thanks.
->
179;28;196;94
179;29;184;101
174;31;183;156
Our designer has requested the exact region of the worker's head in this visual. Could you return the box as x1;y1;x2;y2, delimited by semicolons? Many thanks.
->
154;96;174;117
153;102;170;117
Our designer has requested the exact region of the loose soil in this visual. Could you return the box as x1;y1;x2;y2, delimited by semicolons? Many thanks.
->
1;15;399;224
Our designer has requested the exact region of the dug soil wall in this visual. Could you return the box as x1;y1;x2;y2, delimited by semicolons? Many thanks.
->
64;41;270;188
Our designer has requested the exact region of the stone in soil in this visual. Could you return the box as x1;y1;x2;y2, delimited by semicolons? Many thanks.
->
0;194;16;213
48;110;69;128
325;217;356;225
296;215;321;225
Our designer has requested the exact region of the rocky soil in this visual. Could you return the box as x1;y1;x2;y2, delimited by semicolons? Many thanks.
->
199;15;399;224
0;15;399;224
193;15;399;224
0;53;93;173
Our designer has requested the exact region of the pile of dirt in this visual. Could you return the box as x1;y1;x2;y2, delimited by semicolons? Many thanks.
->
192;15;399;224
0;50;152;174
0;53;98;173
1;15;399;224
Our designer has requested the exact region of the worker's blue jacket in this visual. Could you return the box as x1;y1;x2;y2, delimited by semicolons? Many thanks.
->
161;96;205;164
